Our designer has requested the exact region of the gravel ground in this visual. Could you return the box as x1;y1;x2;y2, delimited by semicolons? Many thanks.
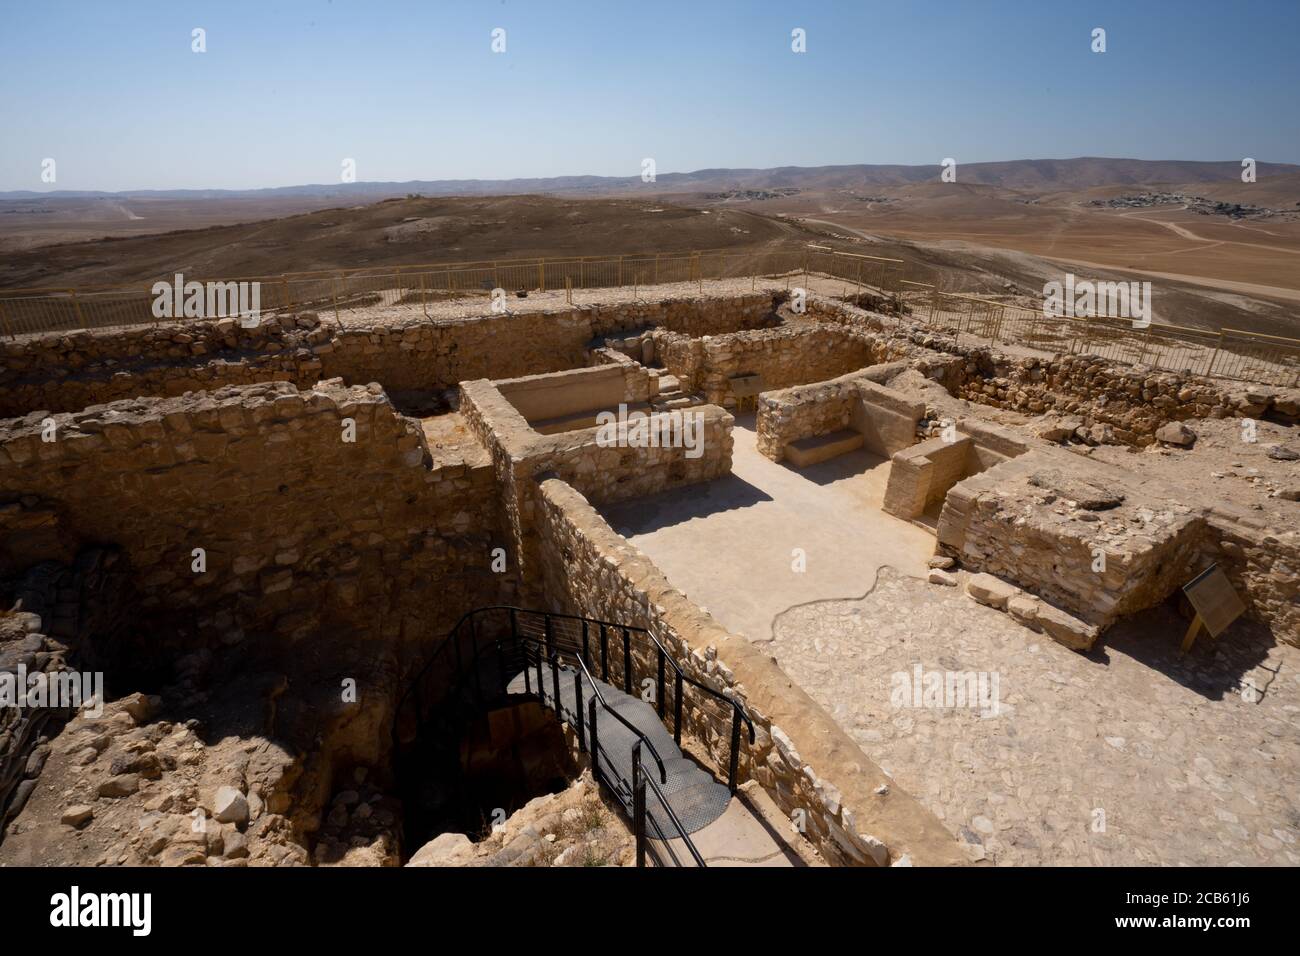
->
771;567;1299;867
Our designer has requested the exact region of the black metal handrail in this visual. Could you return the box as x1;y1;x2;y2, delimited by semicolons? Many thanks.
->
632;741;707;868
512;631;670;788
394;605;755;793
392;606;759;866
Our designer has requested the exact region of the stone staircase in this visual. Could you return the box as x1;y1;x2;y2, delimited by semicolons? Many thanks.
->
650;373;700;412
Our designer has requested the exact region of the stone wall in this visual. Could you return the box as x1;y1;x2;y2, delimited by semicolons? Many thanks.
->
1201;518;1300;645
696;325;877;407
755;369;924;462
496;362;652;425
460;376;733;605
954;354;1300;445
0;315;325;418
883;436;974;519
1;295;782;421
0;380;509;662
533;476;966;867
1;545;133;840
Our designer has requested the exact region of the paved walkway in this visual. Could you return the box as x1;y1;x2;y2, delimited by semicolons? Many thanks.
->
773;568;1300;866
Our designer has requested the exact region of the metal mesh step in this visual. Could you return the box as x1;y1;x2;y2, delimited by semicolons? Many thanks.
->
506;664;731;836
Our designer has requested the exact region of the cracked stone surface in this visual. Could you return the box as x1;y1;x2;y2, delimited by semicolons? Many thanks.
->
771;567;1300;866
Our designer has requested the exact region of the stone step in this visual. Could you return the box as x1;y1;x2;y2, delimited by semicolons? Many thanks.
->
784;429;864;468
657;374;681;393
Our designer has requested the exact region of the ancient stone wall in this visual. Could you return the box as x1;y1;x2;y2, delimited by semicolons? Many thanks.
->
0;315;325;418
0;380;509;661
1202;518;1300;645
1;545;133;840
460;377;732;605
532;476;966;867
955;354;1300;445
882;436;973;519
1;295;782;420
755;369;923;462
696;325;877;407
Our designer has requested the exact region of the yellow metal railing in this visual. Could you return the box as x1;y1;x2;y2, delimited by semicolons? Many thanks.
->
1;245;1295;388
897;282;1300;388
0;247;823;337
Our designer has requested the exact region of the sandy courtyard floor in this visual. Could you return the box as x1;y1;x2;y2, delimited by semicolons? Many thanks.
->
601;415;935;643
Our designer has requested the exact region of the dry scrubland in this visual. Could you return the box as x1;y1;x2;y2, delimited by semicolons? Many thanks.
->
6;161;1300;342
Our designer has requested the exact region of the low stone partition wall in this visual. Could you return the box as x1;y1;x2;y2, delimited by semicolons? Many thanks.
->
883;436;973;519
496;362;653;428
0;379;508;659
460;376;733;603
533;476;966;866
696;325;877;407
756;369;924;463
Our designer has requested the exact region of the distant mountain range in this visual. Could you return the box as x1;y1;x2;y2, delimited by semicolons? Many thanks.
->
5;157;1299;201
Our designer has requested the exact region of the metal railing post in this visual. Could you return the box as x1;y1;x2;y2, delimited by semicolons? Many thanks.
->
550;648;561;720
70;289;85;330
588;698;600;785
728;709;742;794
469;614;484;707
600;624;609;681
581;620;590;671
1206;330;1224;378
656;648;666;718
622;627;633;695
574;672;586;752
674;672;683;745
633;745;646;868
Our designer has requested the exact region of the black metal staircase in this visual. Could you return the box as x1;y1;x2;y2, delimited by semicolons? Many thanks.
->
393;606;755;867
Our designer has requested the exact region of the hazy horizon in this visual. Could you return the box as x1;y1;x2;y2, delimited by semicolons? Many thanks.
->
5;155;1300;198
3;0;1298;192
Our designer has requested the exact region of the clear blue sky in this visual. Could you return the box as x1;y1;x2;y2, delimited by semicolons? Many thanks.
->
2;0;1297;192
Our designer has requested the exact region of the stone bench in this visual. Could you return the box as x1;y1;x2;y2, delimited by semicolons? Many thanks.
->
784;429;864;468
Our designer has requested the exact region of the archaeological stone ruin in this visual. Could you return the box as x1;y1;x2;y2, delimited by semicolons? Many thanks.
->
1;274;1296;868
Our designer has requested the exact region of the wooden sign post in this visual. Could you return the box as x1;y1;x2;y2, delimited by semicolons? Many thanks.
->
1179;563;1246;654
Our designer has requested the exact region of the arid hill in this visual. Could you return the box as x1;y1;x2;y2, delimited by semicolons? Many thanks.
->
0;195;807;290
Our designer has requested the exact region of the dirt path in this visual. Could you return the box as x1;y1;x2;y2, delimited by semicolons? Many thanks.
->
1118;208;1300;256
1036;253;1300;303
